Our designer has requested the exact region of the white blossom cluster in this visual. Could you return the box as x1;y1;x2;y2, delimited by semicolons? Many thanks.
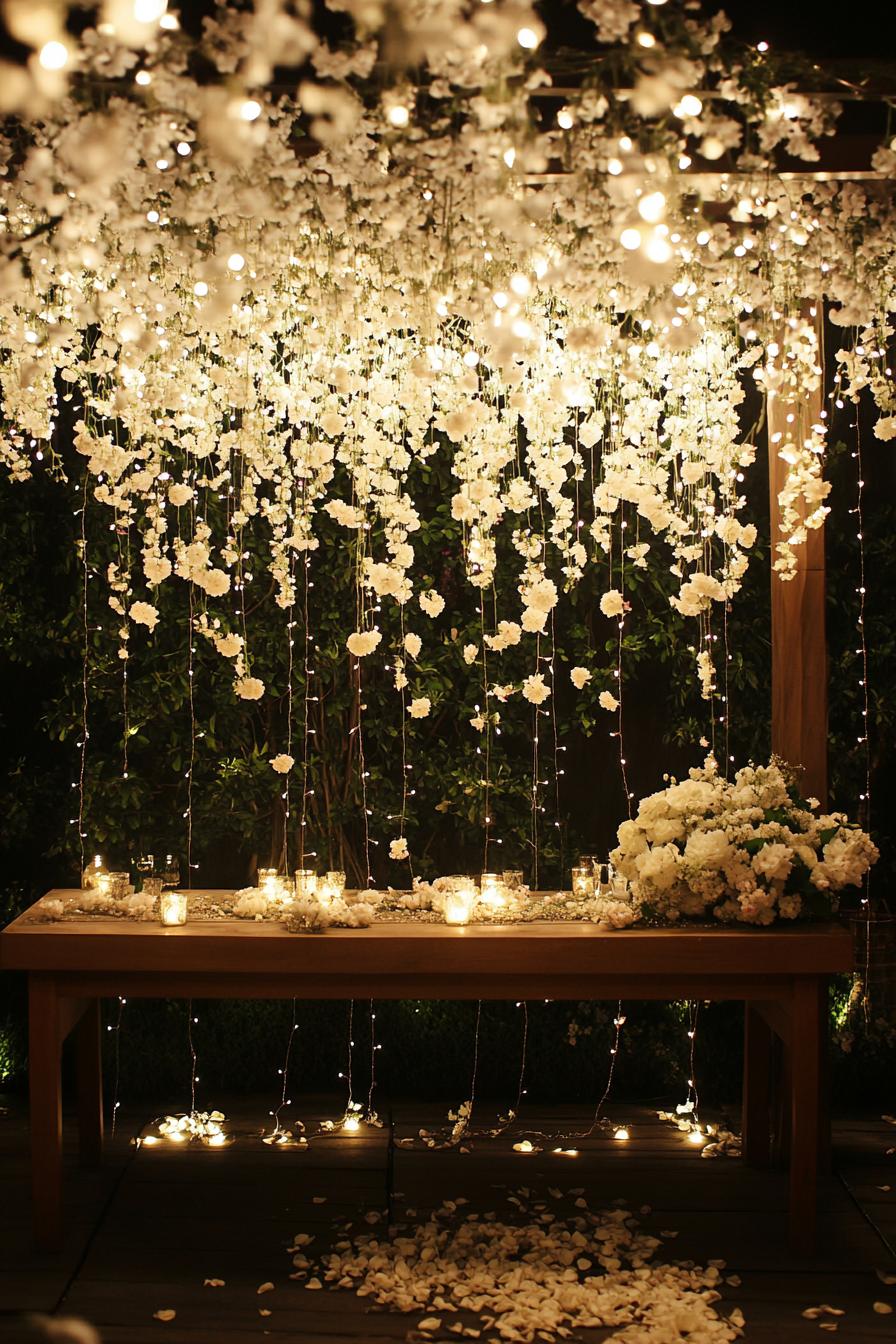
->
0;0;894;708
611;757;878;924
292;1190;743;1341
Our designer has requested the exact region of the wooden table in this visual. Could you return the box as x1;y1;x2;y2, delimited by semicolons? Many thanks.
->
0;893;853;1253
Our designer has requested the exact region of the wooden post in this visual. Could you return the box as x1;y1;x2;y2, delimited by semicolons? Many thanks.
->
767;308;828;805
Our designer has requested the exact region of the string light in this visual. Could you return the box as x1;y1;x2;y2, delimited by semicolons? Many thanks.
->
269;999;299;1140
77;475;90;868
108;996;126;1137
38;42;69;71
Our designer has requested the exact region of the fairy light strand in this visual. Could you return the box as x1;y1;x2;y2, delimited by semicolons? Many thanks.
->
107;995;126;1137
852;413;874;1018
366;999;378;1120
187;1000;198;1115
271;998;299;1134
186;586;196;884
77;474;90;868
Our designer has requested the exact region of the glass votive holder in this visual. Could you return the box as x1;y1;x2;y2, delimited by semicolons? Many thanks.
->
294;869;318;898
82;854;106;890
609;875;629;899
325;870;346;897
142;876;164;899
107;871;131;899
159;890;189;926
571;866;594;898
595;861;615;893
444;889;476;925
160;854;181;888
502;870;524;891
479;872;505;907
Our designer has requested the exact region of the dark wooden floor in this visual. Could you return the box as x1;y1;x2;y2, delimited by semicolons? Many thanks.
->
1;1095;894;1342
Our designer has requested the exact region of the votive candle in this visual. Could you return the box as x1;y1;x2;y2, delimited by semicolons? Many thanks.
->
571;866;594;898
294;869;318;898
444;889;476;925
479;872;505;907
159;890;188;926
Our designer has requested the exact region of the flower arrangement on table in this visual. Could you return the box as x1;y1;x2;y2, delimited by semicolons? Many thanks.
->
611;757;878;926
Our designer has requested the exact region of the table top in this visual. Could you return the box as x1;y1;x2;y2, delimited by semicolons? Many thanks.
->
0;890;855;980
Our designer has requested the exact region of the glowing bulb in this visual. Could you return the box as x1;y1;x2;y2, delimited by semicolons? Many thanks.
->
687;1128;705;1145
493;290;509;308
674;94;703;118
142;1135;159;1146
613;1127;629;1141
620;228;642;251
146;209;160;223
39;41;69;71
503;147;516;168
645;235;673;263
133;0;168;21
757;40;769;52
618;135;633;152
637;191;666;223
557;108;574;130
159;12;178;29
636;31;656;48
207;1132;226;1147
517;27;540;50
607;157;623;175
193;281;209;296
176;141;191;156
510;272;531;297
155;158;170;170
696;229;711;245
135;69;152;86
227;253;245;272
343;1116;361;1133
387;104;410;128
240;99;262;122
463;350;480;367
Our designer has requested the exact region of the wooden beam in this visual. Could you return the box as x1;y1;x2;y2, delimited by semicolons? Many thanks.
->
767;309;828;804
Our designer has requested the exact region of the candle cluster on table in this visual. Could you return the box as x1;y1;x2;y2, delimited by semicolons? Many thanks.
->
570;856;629;900
442;872;529;925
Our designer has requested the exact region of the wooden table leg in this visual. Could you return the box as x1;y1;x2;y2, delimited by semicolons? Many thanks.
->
742;1003;772;1166
789;977;823;1254
76;997;104;1168
29;974;63;1251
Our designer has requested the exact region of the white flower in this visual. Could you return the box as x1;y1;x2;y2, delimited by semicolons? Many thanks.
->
144;554;172;585
346;630;382;657
521;607;548;633
599;589;625;618
130;601;159;630
521;673;551;705
200;568;231;597
408;697;431;718
168;483;193;507
570;666;591;689
419;590;445;618
463;643;478;665
404;632;422;659
389;837;409;861
599;690;619;712
214;632;243;657
684;830;733;869
235;676;265;701
874;414;896;441
752;842;794;883
271;754;294;773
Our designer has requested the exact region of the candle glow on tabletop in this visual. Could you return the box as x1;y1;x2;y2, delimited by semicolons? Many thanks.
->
159;890;188;926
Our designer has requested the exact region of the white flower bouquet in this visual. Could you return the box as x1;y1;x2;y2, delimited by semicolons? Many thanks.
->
611;757;878;925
